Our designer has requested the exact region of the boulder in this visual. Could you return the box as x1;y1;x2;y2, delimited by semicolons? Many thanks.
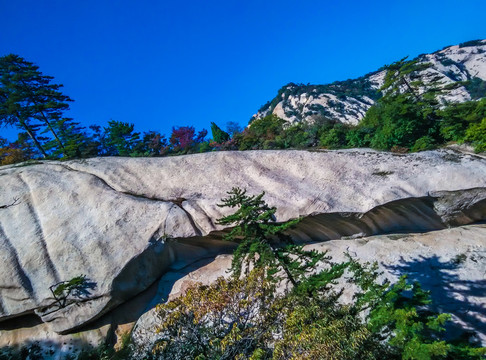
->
1;148;486;335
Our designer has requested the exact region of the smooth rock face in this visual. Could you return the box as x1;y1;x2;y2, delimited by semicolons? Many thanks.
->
1;149;486;335
0;163;182;333
132;224;486;351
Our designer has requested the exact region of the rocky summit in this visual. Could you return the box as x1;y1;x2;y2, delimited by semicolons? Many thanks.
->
1;148;486;357
253;39;486;125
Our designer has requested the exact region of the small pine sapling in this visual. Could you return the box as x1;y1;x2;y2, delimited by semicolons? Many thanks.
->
49;275;90;308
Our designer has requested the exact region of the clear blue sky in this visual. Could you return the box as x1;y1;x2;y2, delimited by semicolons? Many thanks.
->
1;0;485;140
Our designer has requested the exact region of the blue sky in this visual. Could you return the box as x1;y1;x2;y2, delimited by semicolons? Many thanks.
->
1;0;485;140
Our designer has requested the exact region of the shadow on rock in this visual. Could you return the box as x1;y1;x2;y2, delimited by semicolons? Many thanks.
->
0;338;89;360
75;237;235;347
384;254;486;343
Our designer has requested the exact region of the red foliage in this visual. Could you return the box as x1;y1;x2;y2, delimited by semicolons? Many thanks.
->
169;127;207;152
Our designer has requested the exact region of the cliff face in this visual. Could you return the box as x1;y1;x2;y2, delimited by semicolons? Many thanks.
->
252;39;486;125
1;148;486;356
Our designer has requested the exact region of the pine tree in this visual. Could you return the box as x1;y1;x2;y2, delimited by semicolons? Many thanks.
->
49;117;100;158
217;187;335;291
0;54;74;158
103;120;141;156
210;121;230;143
381;57;431;99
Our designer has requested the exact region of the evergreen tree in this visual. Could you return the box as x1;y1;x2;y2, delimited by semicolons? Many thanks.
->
103;120;141;156
145;191;486;360
50;117;100;158
0;54;74;158
134;131;169;156
210;121;230;143
380;57;431;99
217;187;335;292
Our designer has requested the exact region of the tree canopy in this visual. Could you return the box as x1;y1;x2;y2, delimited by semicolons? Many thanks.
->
0;54;74;157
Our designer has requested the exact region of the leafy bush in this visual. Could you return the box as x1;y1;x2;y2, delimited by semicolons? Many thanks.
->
438;99;486;142
319;123;349;149
0;139;29;165
346;127;373;148
362;94;440;150
411;136;436;152
237;114;286;150
274;123;312;149
149;262;486;359
464;118;486;152
169;126;207;154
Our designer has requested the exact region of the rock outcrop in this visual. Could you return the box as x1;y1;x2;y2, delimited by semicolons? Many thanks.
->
253;39;486;125
1;148;486;353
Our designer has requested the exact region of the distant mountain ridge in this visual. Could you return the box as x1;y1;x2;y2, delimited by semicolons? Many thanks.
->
252;39;486;125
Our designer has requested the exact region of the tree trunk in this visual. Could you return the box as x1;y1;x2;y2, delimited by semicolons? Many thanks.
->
19;78;66;155
401;76;421;102
24;126;48;158
32;106;66;156
18;117;48;158
38;110;65;152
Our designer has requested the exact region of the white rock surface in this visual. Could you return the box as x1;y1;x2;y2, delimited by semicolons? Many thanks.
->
1;148;486;337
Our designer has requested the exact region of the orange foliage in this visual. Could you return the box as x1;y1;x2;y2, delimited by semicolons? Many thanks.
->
0;146;28;165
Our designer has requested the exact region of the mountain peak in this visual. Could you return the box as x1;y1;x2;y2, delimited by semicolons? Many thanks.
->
253;39;486;126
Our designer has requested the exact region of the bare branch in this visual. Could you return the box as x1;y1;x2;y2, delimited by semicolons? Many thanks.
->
0;197;20;209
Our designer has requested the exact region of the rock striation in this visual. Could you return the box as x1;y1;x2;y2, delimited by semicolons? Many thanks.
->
1;148;486;347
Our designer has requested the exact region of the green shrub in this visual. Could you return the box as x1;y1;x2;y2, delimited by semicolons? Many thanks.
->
464;118;486;152
238;114;286;150
319;124;348;149
438;99;486;142
411;136;437;152
275;123;312;149
346;127;373;148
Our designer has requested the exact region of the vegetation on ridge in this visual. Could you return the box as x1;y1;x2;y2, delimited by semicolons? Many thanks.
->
2;48;486;165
